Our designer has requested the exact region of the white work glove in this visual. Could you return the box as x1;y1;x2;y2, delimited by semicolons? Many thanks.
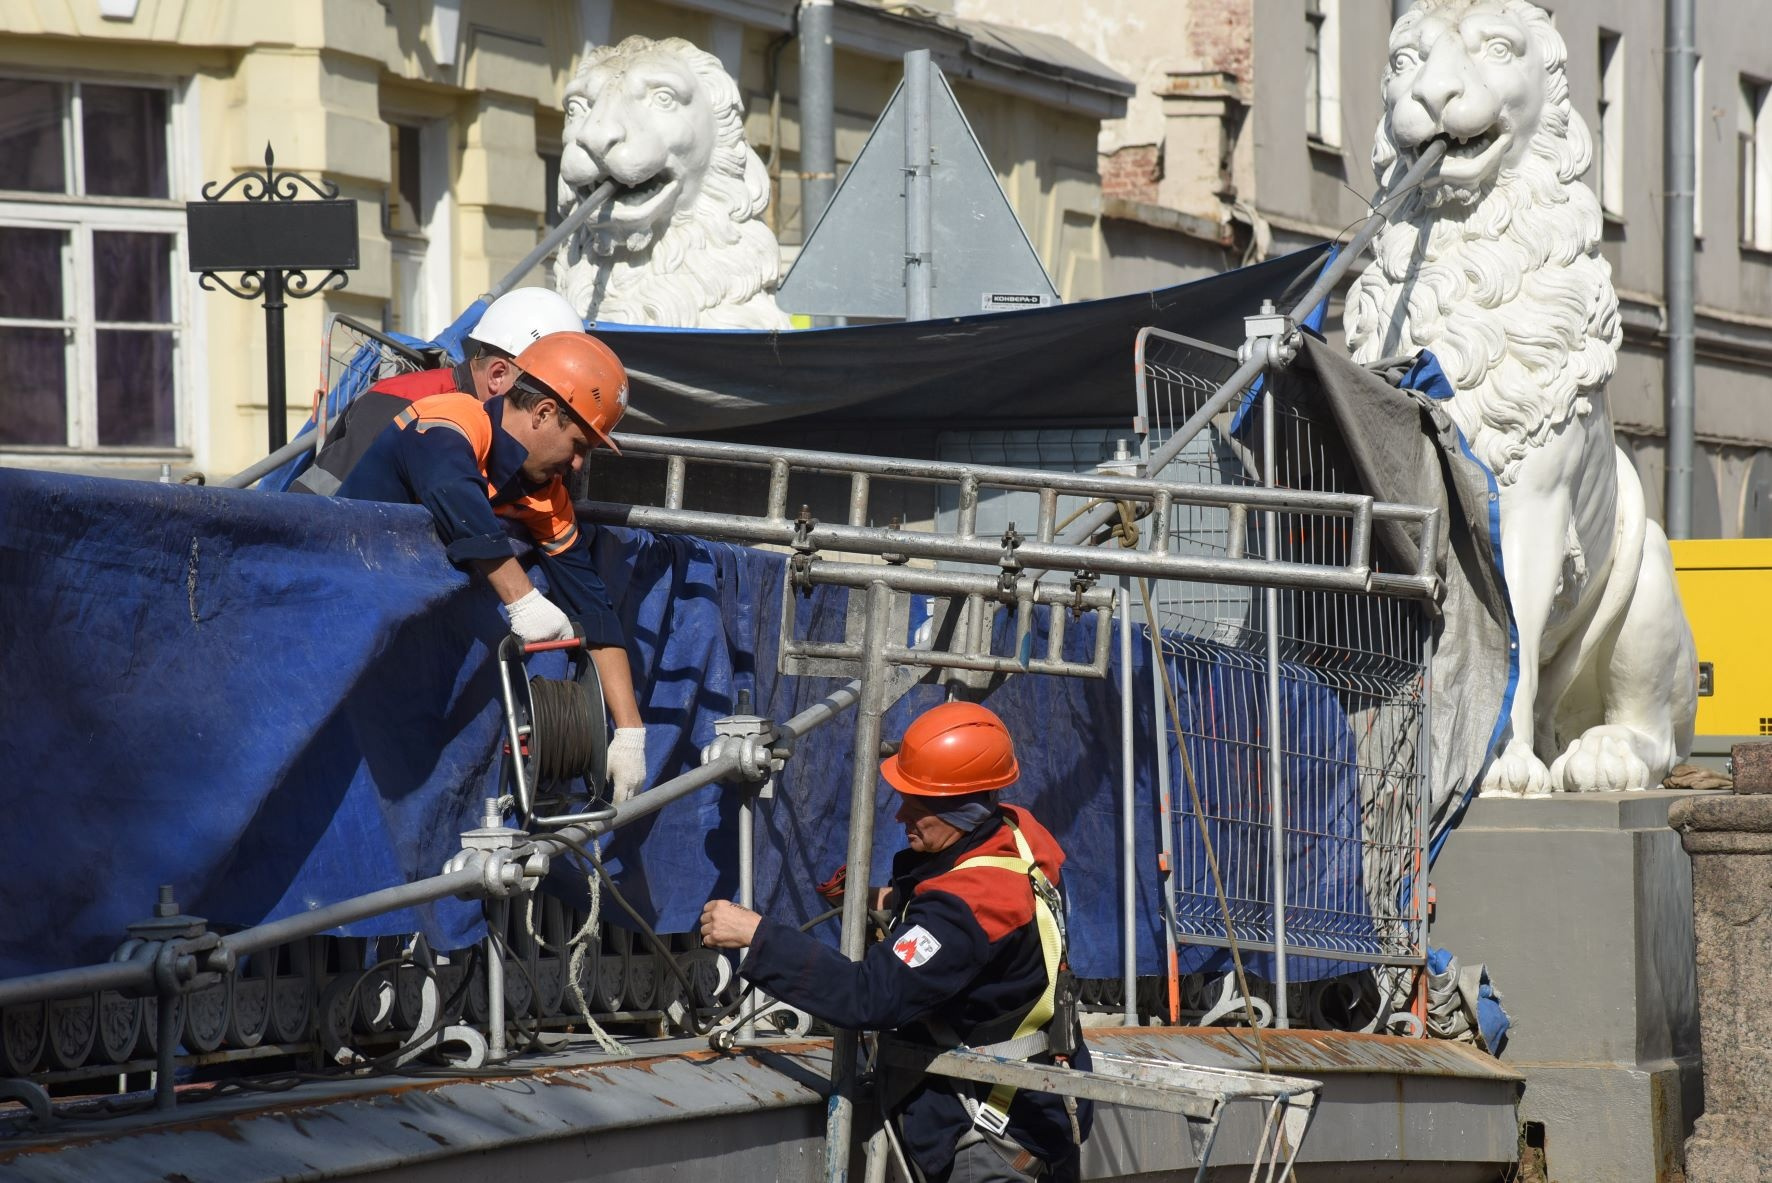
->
505;588;574;644
608;727;649;805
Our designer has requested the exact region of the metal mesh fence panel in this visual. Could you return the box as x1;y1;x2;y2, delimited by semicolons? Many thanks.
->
1136;328;1429;971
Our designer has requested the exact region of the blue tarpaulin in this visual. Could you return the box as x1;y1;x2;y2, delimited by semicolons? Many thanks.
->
0;466;1388;983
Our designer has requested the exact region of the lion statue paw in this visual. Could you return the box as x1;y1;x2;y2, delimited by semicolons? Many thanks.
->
1478;739;1553;799
1548;726;1661;793
553;35;790;329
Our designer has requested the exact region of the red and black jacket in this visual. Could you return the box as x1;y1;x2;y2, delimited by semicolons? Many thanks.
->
741;805;1092;1178
293;366;465;496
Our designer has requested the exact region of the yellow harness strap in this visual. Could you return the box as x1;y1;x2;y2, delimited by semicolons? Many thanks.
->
953;819;1064;1135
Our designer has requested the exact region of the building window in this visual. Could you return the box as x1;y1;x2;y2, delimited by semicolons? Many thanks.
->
383;118;453;339
0;76;186;451
1596;30;1624;218
1741;77;1772;250
1303;0;1341;148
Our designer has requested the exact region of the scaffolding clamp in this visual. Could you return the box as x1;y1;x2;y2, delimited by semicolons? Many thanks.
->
704;700;783;798
1239;299;1300;368
445;798;548;899
789;551;819;597
997;523;1024;594
1068;570;1099;620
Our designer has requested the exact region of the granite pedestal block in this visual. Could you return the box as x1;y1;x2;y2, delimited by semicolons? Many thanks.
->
1429;791;1719;1182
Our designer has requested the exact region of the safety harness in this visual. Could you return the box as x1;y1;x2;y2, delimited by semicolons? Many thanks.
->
936;816;1074;1138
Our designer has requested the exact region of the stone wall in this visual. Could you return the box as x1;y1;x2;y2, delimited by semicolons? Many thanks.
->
1670;792;1772;1182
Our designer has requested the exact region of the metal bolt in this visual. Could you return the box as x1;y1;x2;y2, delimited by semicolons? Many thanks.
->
154;885;178;919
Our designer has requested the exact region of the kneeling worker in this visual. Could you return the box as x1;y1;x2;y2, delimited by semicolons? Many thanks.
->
338;331;649;802
700;701;1091;1181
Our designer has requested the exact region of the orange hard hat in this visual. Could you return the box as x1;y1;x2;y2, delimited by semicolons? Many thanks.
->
879;701;1019;797
511;331;629;454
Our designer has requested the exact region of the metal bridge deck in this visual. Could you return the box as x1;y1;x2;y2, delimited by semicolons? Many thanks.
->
0;1029;1519;1182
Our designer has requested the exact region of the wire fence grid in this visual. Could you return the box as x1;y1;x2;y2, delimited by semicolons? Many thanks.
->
1136;328;1430;970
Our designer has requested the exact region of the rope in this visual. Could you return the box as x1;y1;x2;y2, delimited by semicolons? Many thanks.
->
560;843;629;1056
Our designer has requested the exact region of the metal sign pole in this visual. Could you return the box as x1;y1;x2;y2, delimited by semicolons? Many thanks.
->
903;50;933;321
187;144;358;454
263;268;288;450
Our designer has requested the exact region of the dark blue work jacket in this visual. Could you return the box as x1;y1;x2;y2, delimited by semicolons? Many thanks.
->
337;392;622;645
741;806;1092;1178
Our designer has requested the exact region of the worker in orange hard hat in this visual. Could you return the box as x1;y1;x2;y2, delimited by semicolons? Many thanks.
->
338;330;650;803
701;701;1092;1182
294;287;587;495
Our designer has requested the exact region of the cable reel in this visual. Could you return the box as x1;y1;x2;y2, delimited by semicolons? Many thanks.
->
495;630;611;828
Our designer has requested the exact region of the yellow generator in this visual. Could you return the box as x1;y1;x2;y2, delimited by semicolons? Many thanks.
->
1670;539;1772;768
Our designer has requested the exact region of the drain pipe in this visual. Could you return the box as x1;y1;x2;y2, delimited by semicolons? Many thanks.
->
798;0;836;235
1664;0;1698;539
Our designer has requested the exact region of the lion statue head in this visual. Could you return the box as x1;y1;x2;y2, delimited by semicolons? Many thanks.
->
1344;0;1621;484
553;35;790;329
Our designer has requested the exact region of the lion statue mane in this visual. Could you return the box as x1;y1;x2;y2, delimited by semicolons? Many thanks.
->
1346;0;1696;796
553;35;790;329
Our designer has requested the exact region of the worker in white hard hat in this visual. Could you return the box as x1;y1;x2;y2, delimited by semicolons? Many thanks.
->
293;287;586;495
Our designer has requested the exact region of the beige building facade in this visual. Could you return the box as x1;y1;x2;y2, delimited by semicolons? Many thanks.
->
0;0;1128;479
956;0;1772;537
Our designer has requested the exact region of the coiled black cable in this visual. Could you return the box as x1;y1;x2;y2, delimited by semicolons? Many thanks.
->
528;676;602;784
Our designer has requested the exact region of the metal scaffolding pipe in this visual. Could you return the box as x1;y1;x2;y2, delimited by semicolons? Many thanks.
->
485;181;616;302
1664;0;1698;538
825;582;893;1183
1118;581;1137;1023
798;0;836;234
219;427;317;489
904;49;933;321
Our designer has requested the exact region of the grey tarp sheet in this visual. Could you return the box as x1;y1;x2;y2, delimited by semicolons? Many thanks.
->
1274;335;1515;849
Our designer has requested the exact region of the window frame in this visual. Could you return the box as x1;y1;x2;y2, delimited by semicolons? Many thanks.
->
1742;75;1772;252
1596;29;1625;220
1303;0;1342;151
0;70;196;458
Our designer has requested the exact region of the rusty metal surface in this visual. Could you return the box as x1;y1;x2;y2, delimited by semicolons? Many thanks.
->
0;1029;1521;1182
1087;1026;1524;1083
0;1037;835;1183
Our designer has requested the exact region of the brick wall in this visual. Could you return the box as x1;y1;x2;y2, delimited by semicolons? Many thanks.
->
1186;0;1252;83
1100;143;1162;204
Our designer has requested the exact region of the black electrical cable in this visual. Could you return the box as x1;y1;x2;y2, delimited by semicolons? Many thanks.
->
49;944;515;1124
528;676;603;783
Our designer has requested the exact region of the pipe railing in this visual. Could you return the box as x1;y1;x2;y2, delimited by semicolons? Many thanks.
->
0;682;862;1016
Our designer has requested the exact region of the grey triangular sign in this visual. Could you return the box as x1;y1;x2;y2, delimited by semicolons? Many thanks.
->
777;67;1060;320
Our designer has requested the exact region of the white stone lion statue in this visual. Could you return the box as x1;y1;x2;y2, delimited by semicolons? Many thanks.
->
1346;0;1697;795
554;35;791;329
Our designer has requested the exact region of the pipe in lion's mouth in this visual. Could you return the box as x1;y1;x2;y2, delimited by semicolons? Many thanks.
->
571;169;679;225
1432;128;1501;160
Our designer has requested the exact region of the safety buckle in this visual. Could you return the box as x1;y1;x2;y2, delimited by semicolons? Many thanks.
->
972;1101;1011;1137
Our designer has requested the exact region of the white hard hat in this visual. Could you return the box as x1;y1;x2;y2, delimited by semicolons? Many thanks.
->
468;288;585;356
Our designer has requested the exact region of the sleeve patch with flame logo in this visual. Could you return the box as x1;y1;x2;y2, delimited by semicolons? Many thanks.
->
891;925;942;968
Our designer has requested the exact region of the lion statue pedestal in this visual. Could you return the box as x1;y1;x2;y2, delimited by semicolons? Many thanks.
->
1346;0;1698;797
553;35;790;329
